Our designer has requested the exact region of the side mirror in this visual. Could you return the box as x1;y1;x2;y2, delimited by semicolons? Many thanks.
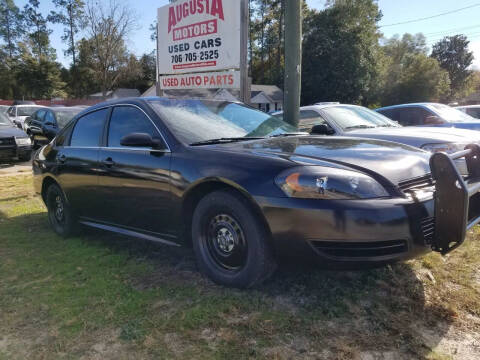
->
120;132;165;149
425;115;444;125
16;122;22;129
44;121;55;127
311;124;334;135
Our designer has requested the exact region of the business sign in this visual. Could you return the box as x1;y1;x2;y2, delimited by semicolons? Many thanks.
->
160;70;240;90
157;0;241;75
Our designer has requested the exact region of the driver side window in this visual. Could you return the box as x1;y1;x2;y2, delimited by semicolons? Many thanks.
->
44;111;55;125
299;110;329;132
108;106;160;148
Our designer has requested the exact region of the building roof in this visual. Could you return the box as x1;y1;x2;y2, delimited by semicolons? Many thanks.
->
251;85;283;102
89;88;140;99
141;84;283;103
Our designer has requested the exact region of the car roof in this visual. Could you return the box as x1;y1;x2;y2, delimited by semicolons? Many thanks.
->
456;105;480;109
273;103;362;114
376;103;443;111
13;104;47;108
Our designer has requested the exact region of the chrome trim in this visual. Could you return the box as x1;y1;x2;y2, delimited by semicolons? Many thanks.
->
79;220;181;247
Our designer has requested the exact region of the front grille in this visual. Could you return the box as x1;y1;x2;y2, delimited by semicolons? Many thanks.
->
420;217;435;245
398;174;434;192
311;239;408;259
0;137;15;146
0;148;16;160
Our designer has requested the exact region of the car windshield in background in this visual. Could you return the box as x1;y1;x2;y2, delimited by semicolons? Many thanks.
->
428;104;475;122
0;113;11;126
54;109;82;128
17;106;43;116
148;99;297;144
322;106;400;131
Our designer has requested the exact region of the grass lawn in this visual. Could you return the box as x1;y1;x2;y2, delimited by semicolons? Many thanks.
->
0;174;479;359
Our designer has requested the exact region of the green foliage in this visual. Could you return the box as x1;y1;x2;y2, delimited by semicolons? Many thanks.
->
431;35;474;100
23;0;55;59
301;0;382;105
48;0;86;67
0;0;23;58
377;33;450;105
15;42;67;99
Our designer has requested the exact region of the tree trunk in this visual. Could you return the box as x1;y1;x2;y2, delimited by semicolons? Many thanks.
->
68;4;76;67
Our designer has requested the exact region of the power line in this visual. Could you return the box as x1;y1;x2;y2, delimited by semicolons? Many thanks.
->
380;3;480;28
426;31;480;44
424;24;480;37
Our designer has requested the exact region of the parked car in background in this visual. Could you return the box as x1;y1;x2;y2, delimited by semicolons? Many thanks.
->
0;112;32;162
0;105;10;116
456;105;480;119
273;104;480;160
376;103;480;130
33;97;480;287
7;104;46;131
26;107;84;147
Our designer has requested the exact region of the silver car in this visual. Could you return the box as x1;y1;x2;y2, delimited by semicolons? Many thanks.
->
273;103;480;173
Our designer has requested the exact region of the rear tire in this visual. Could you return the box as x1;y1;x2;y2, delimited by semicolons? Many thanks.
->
46;184;77;237
192;190;277;288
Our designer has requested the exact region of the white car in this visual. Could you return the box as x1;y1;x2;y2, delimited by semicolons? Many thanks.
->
7;104;47;131
456;105;480;119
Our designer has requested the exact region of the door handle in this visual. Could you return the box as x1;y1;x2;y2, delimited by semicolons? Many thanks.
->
57;154;66;164
102;157;115;168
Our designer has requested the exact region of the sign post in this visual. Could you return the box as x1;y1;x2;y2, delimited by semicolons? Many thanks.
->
283;0;302;127
156;0;247;99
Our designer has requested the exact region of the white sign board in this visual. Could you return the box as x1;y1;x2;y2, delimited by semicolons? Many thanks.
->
157;0;241;75
159;70;240;90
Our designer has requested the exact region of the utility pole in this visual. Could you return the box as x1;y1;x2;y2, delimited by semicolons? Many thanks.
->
283;0;302;127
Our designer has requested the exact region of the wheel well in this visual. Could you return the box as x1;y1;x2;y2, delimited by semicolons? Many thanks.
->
181;181;272;247
41;176;58;203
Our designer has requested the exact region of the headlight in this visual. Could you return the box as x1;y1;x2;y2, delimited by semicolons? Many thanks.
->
421;143;468;154
275;166;389;199
15;137;32;146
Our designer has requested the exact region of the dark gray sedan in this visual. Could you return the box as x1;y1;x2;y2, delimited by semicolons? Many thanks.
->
274;104;480;155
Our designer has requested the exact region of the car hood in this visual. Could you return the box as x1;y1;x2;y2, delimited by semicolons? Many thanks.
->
447;121;480;130
0;125;27;138
220;136;431;186
346;126;480;147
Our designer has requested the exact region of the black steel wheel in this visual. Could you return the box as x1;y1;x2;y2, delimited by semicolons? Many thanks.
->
46;184;77;237
192;190;277;288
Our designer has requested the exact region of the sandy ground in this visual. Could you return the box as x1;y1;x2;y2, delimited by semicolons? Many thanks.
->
0;161;32;177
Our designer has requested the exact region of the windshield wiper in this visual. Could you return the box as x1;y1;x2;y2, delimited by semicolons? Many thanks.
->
268;132;309;138
345;125;376;130
189;137;264;146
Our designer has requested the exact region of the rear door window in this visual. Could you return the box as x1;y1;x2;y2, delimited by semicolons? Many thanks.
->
70;109;108;147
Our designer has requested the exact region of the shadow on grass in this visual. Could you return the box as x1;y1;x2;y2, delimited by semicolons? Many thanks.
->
4;210;454;358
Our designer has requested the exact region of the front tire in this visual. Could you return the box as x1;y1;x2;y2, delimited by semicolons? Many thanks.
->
46;184;77;237
192;190;277;288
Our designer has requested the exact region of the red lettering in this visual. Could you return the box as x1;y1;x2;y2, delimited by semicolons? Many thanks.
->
211;0;224;20
182;3;188;18
228;75;233;85
168;7;176;33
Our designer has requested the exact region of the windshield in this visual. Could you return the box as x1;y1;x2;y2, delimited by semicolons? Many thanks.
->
55;109;82;128
17;106;43;117
428;104;476;122
148;99;297;144
0;113;11;126
321;105;400;131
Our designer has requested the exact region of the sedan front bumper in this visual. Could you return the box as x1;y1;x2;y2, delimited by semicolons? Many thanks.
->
257;195;434;262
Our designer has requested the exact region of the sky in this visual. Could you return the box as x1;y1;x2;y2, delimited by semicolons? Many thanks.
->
15;0;480;70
